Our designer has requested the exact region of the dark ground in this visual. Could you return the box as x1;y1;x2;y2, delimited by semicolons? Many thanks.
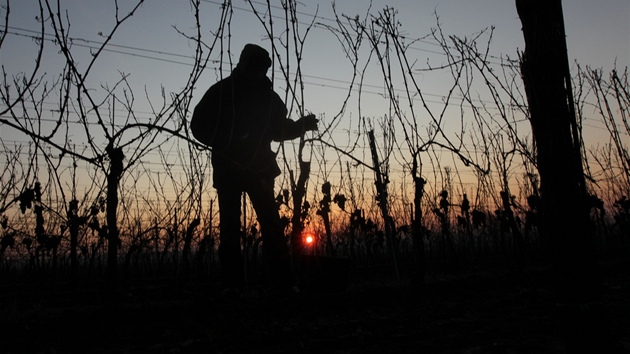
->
2;260;630;353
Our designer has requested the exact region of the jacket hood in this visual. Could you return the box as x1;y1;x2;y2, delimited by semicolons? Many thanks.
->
238;44;272;71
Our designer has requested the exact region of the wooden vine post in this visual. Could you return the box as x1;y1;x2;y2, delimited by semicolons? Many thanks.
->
411;158;426;284
105;145;124;283
368;130;399;281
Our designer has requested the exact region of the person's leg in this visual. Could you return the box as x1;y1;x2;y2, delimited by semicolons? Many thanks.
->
216;184;245;291
245;177;295;291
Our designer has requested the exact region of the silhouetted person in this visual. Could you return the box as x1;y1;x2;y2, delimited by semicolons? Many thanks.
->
191;43;318;296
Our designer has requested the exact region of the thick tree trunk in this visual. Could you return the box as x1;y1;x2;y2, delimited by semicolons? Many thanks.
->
516;0;608;351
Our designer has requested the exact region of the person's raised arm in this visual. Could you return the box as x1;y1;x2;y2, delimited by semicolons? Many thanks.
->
273;114;318;141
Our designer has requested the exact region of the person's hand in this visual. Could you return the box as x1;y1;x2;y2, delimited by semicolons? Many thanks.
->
300;114;318;132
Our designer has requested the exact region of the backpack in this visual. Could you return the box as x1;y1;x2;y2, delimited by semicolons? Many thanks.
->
190;78;234;150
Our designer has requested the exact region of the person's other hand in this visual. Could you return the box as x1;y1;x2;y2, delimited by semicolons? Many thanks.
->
301;114;318;131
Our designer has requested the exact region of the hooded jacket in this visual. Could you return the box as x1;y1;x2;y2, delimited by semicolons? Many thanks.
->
191;44;306;185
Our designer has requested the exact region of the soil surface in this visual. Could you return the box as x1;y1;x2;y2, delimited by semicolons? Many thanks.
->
2;262;630;353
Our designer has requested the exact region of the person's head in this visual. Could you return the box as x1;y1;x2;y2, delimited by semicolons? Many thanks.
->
238;44;271;78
